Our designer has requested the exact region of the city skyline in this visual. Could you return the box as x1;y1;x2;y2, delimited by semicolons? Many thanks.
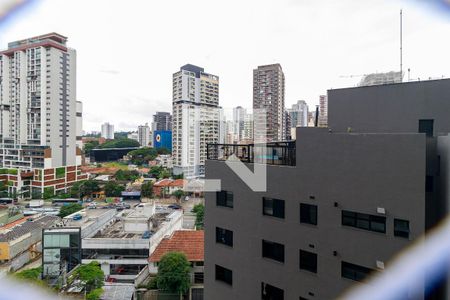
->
2;0;450;131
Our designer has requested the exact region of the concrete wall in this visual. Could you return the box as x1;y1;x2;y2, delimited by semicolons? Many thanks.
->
328;79;450;135
205;128;427;300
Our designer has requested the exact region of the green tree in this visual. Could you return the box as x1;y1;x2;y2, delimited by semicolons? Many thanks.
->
141;181;154;198
172;190;185;202
43;186;55;199
148;166;163;178
159;169;170;179
13;267;46;287
104;181;125;197
192;204;204;229
114;132;129;139
172;173;184;180
83;141;99;156
74;262;104;294
70;180;101;199
127;147;158;165
115;169;140;182
156;252;191;295
87;288;103;300
156;147;171;155
99;138;140;149
58;203;83;218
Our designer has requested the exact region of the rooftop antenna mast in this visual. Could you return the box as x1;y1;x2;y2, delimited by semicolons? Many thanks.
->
400;9;403;82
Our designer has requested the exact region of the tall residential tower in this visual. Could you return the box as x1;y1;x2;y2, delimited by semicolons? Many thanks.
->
253;64;285;142
172;64;219;177
0;33;86;197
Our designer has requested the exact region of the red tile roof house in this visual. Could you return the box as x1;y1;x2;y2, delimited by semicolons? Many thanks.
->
152;179;186;198
149;230;204;293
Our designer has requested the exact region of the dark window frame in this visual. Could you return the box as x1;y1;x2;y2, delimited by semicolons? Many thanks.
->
216;191;233;208
342;210;386;233
216;227;233;247
394;218;410;238
419;119;434;137
299;250;317;273
341;261;374;282
261;282;284;300
263;197;285;219
215;265;233;286
300;203;318;225
262;239;285;263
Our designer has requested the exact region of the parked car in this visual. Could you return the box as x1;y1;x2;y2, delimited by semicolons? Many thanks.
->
72;214;82;221
142;231;153;239
168;204;182;210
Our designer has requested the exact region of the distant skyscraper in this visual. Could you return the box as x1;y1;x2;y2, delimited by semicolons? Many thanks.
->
232;106;246;142
242;113;254;143
101;122;114;139
318;95;328;127
253;64;285;142
172;64;219;177
138;123;151;147
152;112;172;132
288;100;309;128
0;33;87;197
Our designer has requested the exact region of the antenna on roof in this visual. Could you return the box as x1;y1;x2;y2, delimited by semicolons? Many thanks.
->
400;9;403;82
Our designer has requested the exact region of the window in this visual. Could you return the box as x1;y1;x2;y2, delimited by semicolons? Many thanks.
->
215;265;232;286
262;240;285;263
216;191;233;208
262;282;284;300
341;261;374;282
419;119;434;137
263;197;285;219
426;176;434;193
299;250;317;273
216;227;233;247
194;272;204;284
394;219;410;238
300;203;317;225
342;210;386;233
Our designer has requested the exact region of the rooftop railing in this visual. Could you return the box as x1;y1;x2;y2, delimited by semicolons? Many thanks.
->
207;141;296;166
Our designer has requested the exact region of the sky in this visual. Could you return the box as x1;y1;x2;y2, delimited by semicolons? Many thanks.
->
1;0;450;132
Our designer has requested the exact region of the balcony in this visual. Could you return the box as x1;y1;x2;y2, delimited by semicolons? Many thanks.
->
207;141;296;166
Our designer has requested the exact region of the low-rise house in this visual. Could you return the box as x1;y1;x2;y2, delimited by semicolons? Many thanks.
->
153;179;186;198
0;215;59;271
149;230;204;297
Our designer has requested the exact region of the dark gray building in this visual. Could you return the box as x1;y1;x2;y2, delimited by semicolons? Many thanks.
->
205;79;450;300
152;111;172;132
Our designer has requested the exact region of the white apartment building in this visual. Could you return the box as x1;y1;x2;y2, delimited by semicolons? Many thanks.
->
127;131;139;141
288;100;309;128
172;64;219;178
101;122;114;139
232;106;246;142
138;123;151;147
0;33;86;197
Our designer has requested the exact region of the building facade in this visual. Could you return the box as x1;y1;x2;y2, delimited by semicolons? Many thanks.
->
288;100;309;128
253;64;285;142
318;95;328;127
172;64;219;178
101;122;114;140
205;79;450;300
138;123;151;147
152;112;172;132
0;33;86;198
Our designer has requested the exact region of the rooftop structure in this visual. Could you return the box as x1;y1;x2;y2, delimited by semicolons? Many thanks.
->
358;71;403;87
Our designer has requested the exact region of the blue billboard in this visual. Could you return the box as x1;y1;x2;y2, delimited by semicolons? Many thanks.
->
153;130;172;152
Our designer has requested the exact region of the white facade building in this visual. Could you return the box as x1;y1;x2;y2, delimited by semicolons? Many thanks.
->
127;131;139;141
288;100;309;128
172;64;219;178
138;123;151;147
0;33;87;197
101;122;114;139
232;106;246;142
